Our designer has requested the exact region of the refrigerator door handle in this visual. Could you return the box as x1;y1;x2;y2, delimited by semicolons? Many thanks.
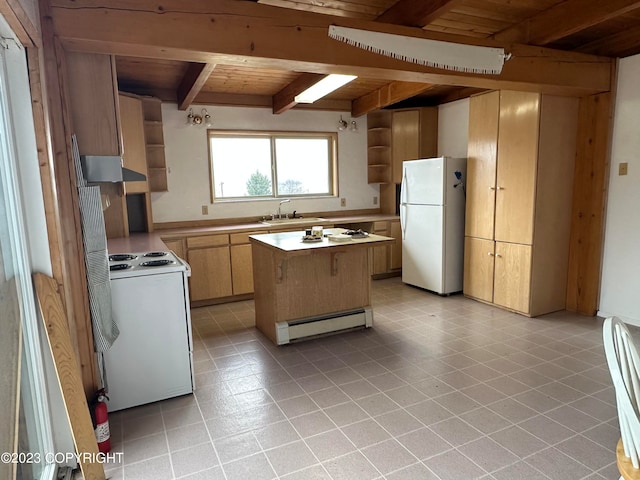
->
400;203;407;240
401;168;408;205
400;168;408;240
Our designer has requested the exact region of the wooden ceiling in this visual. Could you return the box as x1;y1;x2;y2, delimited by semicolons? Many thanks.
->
75;0;640;115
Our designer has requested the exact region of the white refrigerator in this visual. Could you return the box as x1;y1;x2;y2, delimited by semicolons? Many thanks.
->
400;157;467;294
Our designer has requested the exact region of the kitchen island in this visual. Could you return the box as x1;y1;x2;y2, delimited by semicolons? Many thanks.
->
249;228;394;345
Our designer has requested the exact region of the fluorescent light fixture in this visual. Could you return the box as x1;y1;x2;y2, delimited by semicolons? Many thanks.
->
294;74;357;103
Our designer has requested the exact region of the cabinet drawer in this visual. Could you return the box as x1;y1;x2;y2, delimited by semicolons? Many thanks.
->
230;232;261;245
373;221;388;232
187;234;229;248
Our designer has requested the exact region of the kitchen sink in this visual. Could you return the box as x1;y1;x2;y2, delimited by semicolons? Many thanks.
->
261;217;328;226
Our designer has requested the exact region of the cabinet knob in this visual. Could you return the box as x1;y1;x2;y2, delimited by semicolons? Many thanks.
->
489;186;496;190
487;252;494;256
495;253;502;258
496;186;504;190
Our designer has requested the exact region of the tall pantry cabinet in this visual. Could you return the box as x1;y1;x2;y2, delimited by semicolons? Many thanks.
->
463;90;579;316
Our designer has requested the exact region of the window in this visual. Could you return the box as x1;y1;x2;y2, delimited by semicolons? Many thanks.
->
209;131;337;201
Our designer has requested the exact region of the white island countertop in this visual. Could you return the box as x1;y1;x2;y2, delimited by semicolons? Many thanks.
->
249;228;393;253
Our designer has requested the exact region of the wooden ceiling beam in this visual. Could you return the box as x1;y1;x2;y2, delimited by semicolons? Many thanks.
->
352;81;434;117
376;0;465;28
49;0;613;96
493;0;640;45
576;24;640;57
177;62;216;110
272;72;326;114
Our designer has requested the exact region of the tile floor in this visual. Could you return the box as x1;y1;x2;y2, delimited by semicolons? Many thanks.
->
104;277;621;480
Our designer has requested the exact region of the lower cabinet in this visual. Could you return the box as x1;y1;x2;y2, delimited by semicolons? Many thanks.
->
371;221;389;275
186;234;232;302
464;236;532;314
230;232;260;295
389;220;402;271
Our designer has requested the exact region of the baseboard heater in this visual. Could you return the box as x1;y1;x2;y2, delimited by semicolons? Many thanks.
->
276;307;373;345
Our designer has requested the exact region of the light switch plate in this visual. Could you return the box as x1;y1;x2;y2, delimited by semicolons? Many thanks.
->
619;162;628;176
201;205;209;215
340;198;346;207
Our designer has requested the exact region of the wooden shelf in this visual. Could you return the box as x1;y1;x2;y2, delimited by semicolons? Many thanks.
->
140;97;167;192
366;110;392;184
148;167;168;192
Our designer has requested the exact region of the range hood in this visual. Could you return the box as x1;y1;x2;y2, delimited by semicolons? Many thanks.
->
80;155;146;183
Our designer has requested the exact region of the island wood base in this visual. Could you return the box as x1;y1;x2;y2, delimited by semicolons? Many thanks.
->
251;238;375;345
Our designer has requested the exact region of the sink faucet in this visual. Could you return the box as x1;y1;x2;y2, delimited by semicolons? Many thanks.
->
277;199;290;219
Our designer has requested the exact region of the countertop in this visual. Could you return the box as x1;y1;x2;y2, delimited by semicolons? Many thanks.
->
107;213;399;254
249;228;394;253
155;213;400;238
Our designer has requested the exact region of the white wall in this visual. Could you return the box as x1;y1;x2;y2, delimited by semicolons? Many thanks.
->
152;105;378;223
598;54;640;325
437;98;469;158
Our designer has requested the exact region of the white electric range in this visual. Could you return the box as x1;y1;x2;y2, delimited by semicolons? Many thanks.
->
104;250;194;411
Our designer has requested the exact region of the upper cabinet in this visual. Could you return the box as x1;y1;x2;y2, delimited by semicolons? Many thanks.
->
118;93;149;195
366;107;438;185
463;90;579;316
391;108;438;184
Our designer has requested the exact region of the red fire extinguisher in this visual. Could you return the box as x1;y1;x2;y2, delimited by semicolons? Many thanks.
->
91;389;111;453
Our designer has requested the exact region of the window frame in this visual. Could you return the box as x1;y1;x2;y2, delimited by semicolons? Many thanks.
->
207;130;338;203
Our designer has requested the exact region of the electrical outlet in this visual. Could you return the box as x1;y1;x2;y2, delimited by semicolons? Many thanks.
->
619;162;628;176
373;196;378;205
201;205;209;215
340;198;346;207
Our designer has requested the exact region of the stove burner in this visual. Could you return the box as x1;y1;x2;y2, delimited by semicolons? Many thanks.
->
143;251;168;258
109;254;137;262
140;259;175;267
110;263;132;271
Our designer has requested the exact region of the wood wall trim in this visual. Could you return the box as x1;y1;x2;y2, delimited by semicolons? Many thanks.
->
38;0;98;396
49;0;612;96
566;91;613;315
0;0;40;47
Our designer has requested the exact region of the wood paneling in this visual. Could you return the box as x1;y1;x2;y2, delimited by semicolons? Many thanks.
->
566;92;611;315
39;1;98;395
49;0;612;96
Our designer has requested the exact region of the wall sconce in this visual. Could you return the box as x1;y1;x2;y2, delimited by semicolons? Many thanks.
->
337;115;357;132
186;108;212;127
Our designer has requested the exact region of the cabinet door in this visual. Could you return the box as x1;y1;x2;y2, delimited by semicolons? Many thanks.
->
371;221;390;275
463;237;495;303
187;247;232;301
493;242;532;313
466;91;499;240
119;94;149;194
231;244;254;295
392;110;420;184
389;220;402;270
495;91;540;245
162;238;185;260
